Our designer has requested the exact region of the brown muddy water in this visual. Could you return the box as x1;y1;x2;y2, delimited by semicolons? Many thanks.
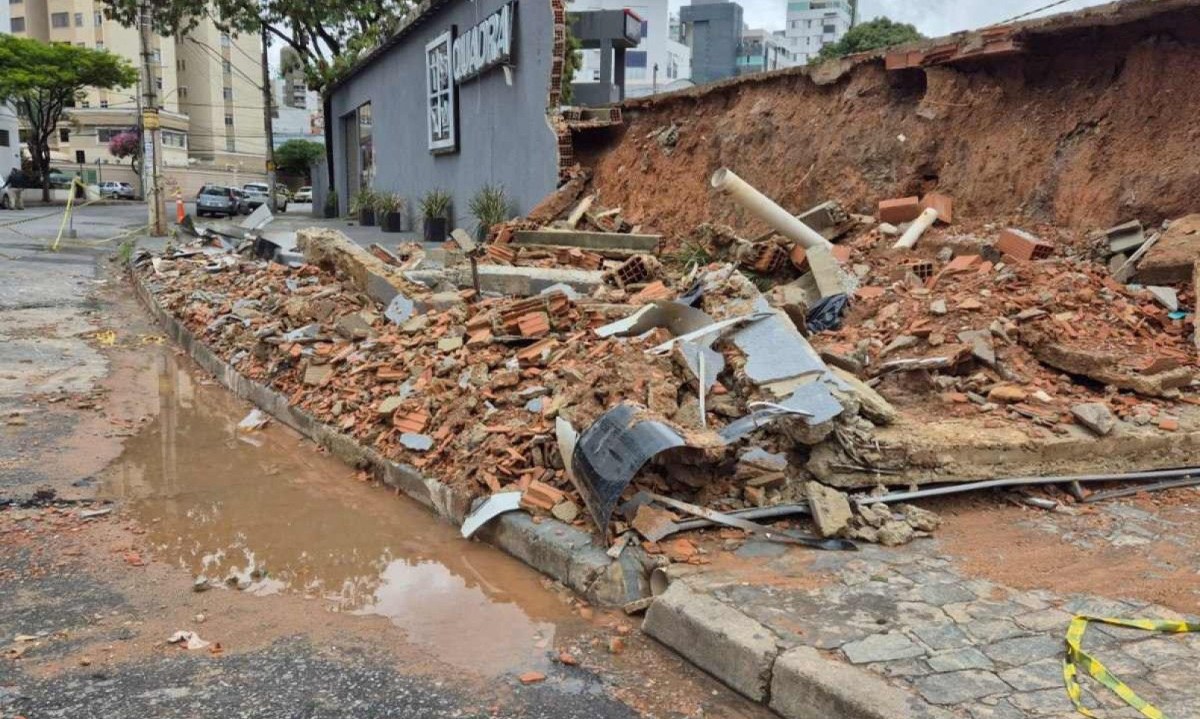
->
100;352;583;676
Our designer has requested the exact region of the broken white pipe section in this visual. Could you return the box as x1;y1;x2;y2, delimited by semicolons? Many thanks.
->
710;168;832;251
893;207;939;249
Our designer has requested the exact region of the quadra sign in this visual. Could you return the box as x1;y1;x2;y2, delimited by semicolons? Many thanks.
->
451;2;514;84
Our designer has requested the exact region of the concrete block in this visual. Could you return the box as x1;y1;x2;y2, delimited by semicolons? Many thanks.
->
514;229;660;252
806;246;847;298
643;581;779;702
770;645;952;719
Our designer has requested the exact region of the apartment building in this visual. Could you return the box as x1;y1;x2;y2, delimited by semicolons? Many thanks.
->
782;0;856;65
279;46;313;110
173;21;266;165
737;28;798;74
679;0;743;85
0;0;20;179
7;0;265;173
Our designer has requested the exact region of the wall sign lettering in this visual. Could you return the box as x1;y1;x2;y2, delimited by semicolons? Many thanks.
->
452;2;515;85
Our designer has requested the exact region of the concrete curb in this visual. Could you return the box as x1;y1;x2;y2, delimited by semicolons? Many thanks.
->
131;271;649;606
133;269;935;719
643;580;952;719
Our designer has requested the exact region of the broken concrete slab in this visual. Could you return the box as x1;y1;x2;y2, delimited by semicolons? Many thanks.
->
513;229;660;253
1099;219;1145;256
829;366;897;425
297;228;427;306
451;264;606;296
1144;285;1179;311
806;245;850;298
1023;329;1193;398
1134;214;1200;284
805;481;852;537
1072;403;1117;436
334;311;375;340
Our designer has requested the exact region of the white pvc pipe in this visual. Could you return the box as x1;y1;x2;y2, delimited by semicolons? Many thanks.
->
710;168;832;251
893;207;938;249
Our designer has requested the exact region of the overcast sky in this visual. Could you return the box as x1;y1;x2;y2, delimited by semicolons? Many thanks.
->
668;0;1107;35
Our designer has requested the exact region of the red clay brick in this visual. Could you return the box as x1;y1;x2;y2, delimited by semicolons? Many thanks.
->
744;243;787;273
486;244;517;264
517;311;551;337
878;196;921;224
631;281;672;304
856;286;885;300
516;337;558;364
943;254;980;274
919;192;954;224
520;479;566;512
789;245;808;271
996;228;1053;262
393;409;429;434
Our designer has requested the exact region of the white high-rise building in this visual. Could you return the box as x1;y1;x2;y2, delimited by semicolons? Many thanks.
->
782;0;855;65
0;0;21;179
569;0;691;97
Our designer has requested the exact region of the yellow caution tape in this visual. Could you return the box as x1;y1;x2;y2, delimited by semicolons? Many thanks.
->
91;330;117;346
1064;615;1199;719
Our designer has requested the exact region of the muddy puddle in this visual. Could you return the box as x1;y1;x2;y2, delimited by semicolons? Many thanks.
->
101;352;584;676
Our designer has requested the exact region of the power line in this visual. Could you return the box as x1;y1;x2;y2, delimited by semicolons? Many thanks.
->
991;0;1080;26
183;36;265;92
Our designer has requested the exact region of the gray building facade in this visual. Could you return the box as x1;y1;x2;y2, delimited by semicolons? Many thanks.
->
680;0;744;85
327;0;562;228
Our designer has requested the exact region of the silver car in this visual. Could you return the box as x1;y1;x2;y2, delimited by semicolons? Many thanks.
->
196;185;240;218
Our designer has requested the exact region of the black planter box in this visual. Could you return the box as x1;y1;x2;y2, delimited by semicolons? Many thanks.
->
423;216;448;243
381;211;404;233
359;208;376;227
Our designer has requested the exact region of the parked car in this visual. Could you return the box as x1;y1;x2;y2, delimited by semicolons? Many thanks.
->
241;183;288;213
294;186;312;203
47;171;75;189
99;181;136;200
195;185;241;218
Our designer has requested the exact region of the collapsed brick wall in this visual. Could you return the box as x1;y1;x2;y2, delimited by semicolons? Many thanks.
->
580;5;1200;242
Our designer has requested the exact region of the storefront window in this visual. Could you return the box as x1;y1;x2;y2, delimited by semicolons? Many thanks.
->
357;103;373;187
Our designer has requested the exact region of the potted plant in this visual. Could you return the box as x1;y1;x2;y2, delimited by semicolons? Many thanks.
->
419;188;451;244
468;184;510;243
350;188;377;226
323;191;338;219
377;193;407;233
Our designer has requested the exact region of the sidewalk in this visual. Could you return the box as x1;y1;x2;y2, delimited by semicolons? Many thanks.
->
644;493;1200;719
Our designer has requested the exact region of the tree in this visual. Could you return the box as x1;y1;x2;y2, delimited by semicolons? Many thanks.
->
96;0;412;93
108;129;142;190
275;139;324;181
816;18;924;63
0;36;138;200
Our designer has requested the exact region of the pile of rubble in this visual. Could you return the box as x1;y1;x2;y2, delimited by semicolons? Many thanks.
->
135;178;1200;560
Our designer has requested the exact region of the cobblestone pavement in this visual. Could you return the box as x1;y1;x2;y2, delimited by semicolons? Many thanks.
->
674;495;1200;719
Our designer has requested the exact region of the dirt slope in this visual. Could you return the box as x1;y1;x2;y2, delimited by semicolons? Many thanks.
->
581;2;1200;243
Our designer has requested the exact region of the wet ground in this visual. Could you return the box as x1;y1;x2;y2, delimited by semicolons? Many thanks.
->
102;351;587;677
0;236;773;718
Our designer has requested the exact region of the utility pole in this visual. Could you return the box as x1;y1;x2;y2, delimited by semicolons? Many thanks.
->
260;22;278;212
138;1;166;235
